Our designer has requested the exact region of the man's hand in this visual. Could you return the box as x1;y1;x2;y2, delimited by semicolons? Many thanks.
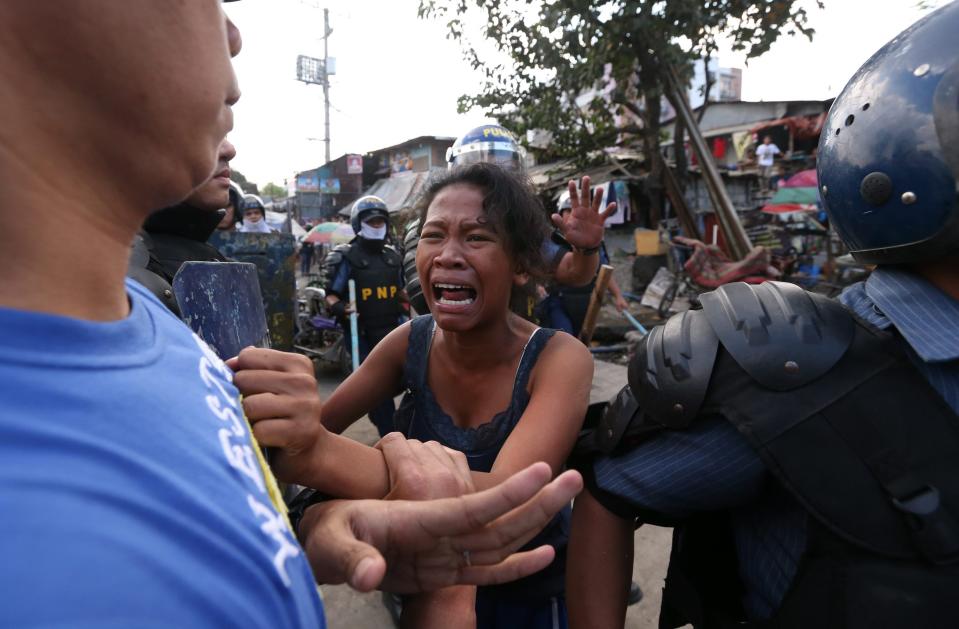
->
377;433;475;501
614;295;629;312
328;298;354;320
226;347;324;484
377;434;478;626
299;463;583;594
551;175;617;251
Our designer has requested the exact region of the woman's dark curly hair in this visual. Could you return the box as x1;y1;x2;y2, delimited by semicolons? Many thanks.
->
414;162;550;286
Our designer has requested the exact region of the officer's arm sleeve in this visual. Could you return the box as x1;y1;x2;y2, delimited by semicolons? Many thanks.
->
583;417;766;524
328;261;350;299
542;233;570;273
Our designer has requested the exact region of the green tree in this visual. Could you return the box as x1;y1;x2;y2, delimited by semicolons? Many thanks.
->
419;0;821;217
261;182;288;199
230;169;259;195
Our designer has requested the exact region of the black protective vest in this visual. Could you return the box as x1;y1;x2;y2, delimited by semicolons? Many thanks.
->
601;281;959;629
127;204;227;315
343;241;403;331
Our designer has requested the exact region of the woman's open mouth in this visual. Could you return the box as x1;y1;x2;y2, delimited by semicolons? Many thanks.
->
432;282;477;306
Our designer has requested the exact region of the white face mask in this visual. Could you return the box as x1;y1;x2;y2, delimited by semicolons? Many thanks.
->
360;223;387;240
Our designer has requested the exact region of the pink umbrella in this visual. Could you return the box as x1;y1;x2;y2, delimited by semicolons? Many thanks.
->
780;169;818;188
303;222;355;245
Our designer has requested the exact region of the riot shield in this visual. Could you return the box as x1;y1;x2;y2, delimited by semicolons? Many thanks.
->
208;231;296;351
172;261;271;359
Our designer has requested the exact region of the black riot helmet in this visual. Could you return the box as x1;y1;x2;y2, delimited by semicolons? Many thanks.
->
227;181;244;212
350;195;390;235
817;1;959;265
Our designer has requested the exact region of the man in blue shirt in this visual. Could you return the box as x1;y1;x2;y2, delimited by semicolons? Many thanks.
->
567;5;959;628
0;3;584;626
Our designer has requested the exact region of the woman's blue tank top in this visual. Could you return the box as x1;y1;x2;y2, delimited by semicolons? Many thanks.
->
396;314;570;600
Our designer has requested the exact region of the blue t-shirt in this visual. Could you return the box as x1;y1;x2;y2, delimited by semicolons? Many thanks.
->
0;280;325;628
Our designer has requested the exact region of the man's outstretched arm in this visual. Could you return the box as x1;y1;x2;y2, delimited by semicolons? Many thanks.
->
297;462;583;593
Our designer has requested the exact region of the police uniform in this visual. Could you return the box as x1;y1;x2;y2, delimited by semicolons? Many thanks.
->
325;196;405;436
542;242;609;336
324;241;404;338
580;280;959;628
575;6;959;627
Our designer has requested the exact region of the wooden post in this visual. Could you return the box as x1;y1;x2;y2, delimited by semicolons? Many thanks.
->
659;156;702;241
578;264;614;345
663;66;753;260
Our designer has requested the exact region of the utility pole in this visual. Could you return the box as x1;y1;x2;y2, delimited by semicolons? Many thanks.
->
296;5;334;164
322;8;331;165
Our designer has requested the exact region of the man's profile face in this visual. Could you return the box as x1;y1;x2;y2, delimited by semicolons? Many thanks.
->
0;1;243;211
186;139;237;211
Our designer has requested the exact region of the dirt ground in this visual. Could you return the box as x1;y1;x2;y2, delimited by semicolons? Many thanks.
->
314;373;673;629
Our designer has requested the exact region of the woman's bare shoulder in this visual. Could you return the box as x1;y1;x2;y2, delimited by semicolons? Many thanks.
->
532;329;593;385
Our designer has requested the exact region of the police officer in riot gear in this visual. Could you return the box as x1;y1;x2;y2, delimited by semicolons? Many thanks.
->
324;195;405;436
127;139;235;315
568;5;959;628
237;194;274;233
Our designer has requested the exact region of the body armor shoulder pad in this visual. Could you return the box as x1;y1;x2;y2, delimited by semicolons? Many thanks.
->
322;244;350;293
324;244;350;269
127;232;180;315
403;219;421;249
629;308;720;428
595;385;641;453
699;281;855;391
382;244;402;266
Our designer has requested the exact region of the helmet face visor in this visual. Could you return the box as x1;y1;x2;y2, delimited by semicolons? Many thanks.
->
449;147;523;172
358;208;389;224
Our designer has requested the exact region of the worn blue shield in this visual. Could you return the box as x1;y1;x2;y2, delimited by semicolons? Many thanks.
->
172;261;271;359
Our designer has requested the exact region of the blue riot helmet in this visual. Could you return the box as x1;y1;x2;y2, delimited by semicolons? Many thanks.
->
446;124;525;172
350;195;390;235
817;1;959;265
241;194;265;220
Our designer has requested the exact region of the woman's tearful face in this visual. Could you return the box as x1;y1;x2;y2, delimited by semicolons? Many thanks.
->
416;183;521;330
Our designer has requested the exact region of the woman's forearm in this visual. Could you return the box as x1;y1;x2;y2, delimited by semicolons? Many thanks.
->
302;430;391;498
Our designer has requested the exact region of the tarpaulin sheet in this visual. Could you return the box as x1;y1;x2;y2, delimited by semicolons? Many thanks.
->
750;113;827;141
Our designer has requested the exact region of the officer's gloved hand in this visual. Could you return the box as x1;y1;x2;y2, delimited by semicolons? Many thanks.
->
329;300;353;323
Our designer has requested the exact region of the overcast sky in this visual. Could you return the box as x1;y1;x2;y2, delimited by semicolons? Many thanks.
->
224;0;943;187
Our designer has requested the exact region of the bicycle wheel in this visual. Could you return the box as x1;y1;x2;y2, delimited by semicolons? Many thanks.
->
658;279;679;317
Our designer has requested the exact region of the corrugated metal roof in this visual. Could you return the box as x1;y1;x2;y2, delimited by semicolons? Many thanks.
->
338;168;444;215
